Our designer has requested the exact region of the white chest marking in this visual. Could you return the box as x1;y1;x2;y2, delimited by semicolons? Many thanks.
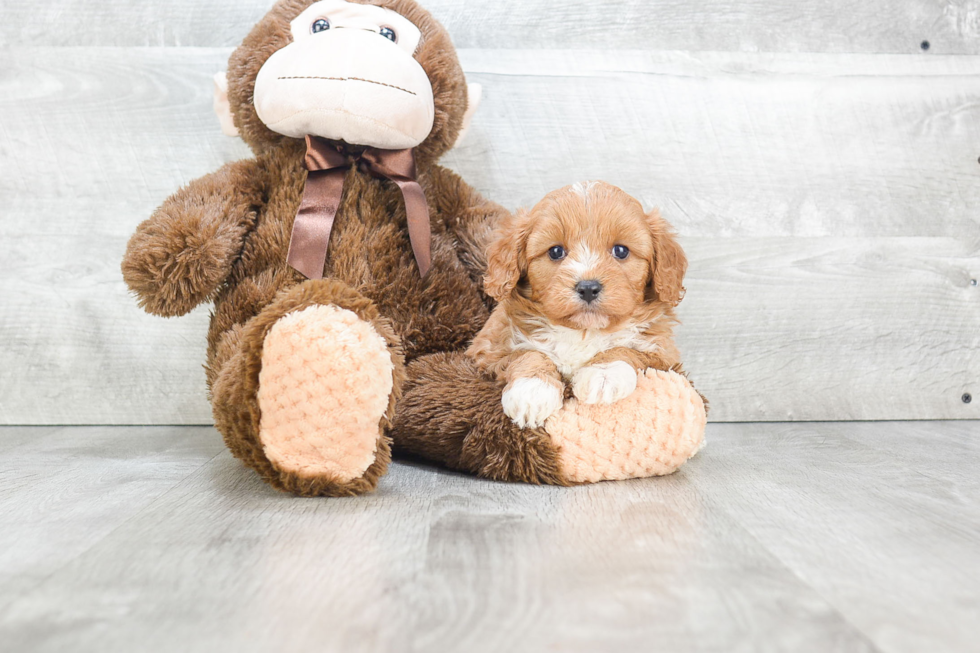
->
512;321;658;379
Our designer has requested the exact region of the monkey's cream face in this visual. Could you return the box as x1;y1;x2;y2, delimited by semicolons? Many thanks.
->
253;0;435;149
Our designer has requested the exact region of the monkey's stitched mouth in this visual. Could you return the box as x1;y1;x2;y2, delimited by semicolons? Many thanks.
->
277;76;416;96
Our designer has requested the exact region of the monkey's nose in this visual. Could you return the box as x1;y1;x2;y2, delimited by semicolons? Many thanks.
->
575;280;603;304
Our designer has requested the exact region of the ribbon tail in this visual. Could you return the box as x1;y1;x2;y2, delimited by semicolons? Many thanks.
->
394;178;432;277
287;167;347;280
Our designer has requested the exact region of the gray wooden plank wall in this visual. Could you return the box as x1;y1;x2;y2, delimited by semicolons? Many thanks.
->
0;1;978;424
4;0;980;53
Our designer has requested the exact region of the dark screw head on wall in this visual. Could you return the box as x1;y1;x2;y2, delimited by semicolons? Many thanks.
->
920;40;930;51
964;393;973;404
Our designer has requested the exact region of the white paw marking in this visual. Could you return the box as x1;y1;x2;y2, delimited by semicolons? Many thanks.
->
572;361;638;405
502;377;564;428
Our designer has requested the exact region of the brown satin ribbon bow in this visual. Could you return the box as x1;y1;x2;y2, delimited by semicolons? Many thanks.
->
286;135;432;280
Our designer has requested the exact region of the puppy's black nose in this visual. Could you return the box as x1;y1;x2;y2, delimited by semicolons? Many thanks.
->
575;279;603;304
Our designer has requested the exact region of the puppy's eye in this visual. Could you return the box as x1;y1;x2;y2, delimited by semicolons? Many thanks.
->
379;26;397;41
548;245;567;261
311;19;331;34
612;245;630;260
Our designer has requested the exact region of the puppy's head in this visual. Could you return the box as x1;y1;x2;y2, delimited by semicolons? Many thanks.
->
485;181;687;330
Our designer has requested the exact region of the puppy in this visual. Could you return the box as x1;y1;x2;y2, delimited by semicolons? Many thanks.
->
466;181;688;428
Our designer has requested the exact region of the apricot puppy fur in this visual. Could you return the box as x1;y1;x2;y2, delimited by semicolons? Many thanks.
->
466;181;688;428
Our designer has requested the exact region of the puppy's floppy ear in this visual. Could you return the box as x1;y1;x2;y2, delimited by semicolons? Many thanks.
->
484;209;532;302
645;209;687;306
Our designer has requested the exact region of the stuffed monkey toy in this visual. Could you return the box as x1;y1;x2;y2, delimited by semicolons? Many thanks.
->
122;0;706;497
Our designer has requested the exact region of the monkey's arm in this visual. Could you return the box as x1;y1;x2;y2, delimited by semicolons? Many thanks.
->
427;165;509;292
122;159;266;317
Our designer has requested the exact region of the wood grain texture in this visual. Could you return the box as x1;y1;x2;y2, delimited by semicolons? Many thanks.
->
1;47;978;423
677;237;980;421
1;422;978;652
5;47;979;237
448;49;980;237
2;0;979;54
0;48;246;426
0;426;222;613
696;421;980;652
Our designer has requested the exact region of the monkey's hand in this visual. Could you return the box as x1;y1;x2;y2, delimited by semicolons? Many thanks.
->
122;159;265;317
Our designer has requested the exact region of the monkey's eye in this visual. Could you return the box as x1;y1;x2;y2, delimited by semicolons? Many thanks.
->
548;245;567;261
379;26;397;42
311;18;331;34
612;245;630;260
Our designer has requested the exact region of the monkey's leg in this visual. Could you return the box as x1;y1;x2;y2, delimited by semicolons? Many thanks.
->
391;352;707;486
390;352;567;485
210;279;405;497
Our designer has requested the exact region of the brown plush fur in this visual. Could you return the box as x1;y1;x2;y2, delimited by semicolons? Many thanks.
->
209;279;403;495
122;0;521;496
392;353;568;485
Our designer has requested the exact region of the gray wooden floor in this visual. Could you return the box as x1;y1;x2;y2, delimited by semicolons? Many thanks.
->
0;422;977;652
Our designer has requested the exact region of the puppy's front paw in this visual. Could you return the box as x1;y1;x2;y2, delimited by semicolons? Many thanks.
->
502;377;564;428
572;361;638;405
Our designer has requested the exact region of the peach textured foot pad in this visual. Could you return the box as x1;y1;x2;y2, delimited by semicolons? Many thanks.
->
257;305;394;482
545;369;707;484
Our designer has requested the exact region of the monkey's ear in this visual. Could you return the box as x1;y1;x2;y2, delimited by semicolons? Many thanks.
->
213;72;240;138
453;83;482;148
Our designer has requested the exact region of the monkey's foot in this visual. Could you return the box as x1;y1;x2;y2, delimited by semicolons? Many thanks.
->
257;304;396;491
545;369;706;484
